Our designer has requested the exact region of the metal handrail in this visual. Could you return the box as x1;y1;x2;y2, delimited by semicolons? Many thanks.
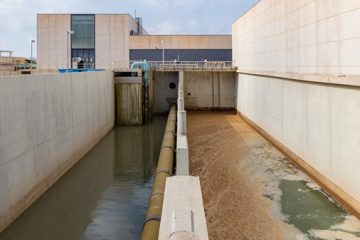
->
112;61;237;71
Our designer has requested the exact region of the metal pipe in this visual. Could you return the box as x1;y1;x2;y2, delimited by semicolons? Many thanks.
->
161;40;165;68
141;105;176;240
30;40;35;72
67;30;74;70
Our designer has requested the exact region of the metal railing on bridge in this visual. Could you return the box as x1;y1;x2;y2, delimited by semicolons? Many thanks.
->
112;60;237;71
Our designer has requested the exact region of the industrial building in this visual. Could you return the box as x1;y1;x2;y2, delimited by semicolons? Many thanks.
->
37;14;232;70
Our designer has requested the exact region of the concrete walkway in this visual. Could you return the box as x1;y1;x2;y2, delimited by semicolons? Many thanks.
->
188;112;360;240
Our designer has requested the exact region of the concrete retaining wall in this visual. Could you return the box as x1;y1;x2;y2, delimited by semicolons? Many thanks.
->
184;71;236;110
152;71;179;113
233;0;360;216
0;71;115;232
236;73;360;215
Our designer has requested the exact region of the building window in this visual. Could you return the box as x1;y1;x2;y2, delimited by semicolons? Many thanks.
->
71;15;95;49
71;14;95;68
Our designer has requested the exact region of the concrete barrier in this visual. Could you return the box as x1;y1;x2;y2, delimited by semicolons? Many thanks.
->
177;110;187;136
158;71;209;239
176;135;189;176
0;71;115;232
176;71;189;175
159;176;209;240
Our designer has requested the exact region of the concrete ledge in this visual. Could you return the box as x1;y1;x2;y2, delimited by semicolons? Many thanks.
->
237;110;360;220
177;110;187;136
238;70;360;88
185;107;236;112
159;176;209;240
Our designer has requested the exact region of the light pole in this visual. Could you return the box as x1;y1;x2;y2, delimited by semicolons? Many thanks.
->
160;40;165;68
30;40;35;72
67;30;75;70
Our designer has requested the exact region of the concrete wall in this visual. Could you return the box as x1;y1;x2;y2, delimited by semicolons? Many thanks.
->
236;74;360;213
184;71;236;109
37;14;139;70
152;71;179;113
130;35;232;50
233;0;360;214
37;14;70;70
0;71;114;232
233;0;360;76
95;14;135;69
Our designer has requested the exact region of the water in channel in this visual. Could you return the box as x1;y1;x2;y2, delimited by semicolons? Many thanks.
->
0;116;167;240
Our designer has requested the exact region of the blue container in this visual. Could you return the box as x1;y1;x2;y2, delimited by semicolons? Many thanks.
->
58;69;105;73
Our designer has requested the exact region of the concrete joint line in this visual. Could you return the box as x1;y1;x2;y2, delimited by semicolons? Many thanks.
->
161;145;174;151
151;191;165;199
142;215;162;230
166;131;176;136
155;170;171;177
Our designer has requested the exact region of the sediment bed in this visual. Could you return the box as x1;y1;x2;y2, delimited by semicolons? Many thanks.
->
188;111;360;240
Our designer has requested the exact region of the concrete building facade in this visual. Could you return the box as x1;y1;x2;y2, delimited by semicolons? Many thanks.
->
37;14;141;70
233;0;360;216
37;14;232;70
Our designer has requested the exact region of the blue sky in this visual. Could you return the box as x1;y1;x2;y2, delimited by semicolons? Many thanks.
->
0;0;258;57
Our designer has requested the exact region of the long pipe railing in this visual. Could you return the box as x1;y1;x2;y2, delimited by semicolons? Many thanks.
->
141;105;177;240
112;61;237;71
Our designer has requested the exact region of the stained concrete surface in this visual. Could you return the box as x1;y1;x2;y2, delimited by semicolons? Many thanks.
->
188;111;360;240
0;71;114;233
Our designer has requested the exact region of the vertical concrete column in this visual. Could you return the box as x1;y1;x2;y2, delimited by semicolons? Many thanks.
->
176;135;189;176
177;110;187;136
178;98;185;111
178;70;184;98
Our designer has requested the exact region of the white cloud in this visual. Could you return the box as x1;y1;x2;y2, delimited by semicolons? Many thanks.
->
148;22;180;34
0;0;22;9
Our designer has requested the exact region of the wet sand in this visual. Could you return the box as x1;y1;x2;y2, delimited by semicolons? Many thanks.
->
188;111;284;239
188;111;360;240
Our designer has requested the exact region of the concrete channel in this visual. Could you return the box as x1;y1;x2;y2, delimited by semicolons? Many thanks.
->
1;65;360;240
0;116;168;240
188;112;360;240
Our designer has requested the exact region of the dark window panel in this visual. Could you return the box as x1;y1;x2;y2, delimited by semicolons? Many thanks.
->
71;15;95;49
130;49;232;62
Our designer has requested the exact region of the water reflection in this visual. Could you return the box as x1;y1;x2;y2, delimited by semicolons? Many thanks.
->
0;116;167;240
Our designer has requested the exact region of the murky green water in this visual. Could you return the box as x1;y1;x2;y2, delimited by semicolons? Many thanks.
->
251;143;360;240
0;116;167;240
280;180;346;239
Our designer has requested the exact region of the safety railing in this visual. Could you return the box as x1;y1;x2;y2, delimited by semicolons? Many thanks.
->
112;61;237;71
148;61;235;71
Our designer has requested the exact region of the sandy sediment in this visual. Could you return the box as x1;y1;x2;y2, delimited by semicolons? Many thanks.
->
188;111;284;240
